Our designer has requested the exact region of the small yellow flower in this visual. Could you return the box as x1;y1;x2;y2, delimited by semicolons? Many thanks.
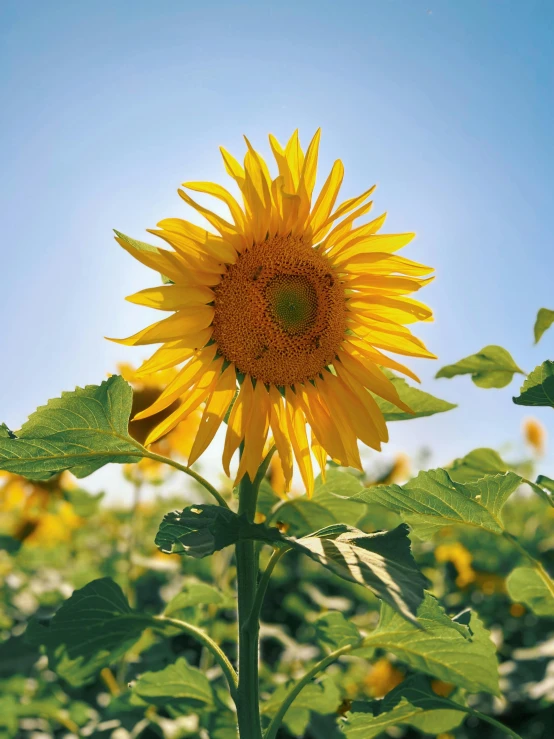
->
112;131;435;495
523;417;546;456
431;680;455;698
510;603;525;617
435;542;476;588
119;364;203;482
364;658;405;698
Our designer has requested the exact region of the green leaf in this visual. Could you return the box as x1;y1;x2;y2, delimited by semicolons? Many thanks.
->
355;468;522;539
155;504;280;557
534;308;554;344
133;657;213;711
286;523;427;624
436;345;523;388
164;582;232;616
25;578;152;685
0;377;143;481
273;469;366;536
374;370;457;421
513;361;554;408
362;594;499;694
0;536;22;554
448;448;510;482
64;488;105;516
263;676;341;735
314;611;362;651
343;677;466;738
536;475;554;495
506;567;554;617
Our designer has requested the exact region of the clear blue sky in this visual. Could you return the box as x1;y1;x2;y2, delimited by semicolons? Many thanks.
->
2;0;553;493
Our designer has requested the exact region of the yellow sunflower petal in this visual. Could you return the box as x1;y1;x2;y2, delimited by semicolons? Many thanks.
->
223;376;254;476
285;388;314;498
144;357;223;445
183;181;247;232
134;345;218;420
136;331;213;375
188;364;237;465
308;159;344;235
268;386;293;496
311;431;328;483
107;306;215;346
235;380;270;484
126;285;214;311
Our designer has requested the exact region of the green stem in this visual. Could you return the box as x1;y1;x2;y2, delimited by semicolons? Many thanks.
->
243;546;290;633
236;470;263;739
142;449;229;508
467;707;523;739
503;531;554;598
152;615;238;702
264;643;355;739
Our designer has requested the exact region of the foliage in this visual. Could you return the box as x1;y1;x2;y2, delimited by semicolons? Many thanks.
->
2;312;554;739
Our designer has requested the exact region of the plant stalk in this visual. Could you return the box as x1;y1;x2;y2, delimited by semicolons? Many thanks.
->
236;469;263;739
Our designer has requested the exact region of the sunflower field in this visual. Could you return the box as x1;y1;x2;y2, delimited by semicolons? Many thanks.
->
2;130;554;739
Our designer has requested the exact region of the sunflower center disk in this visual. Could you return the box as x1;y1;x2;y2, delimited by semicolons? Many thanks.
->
212;236;347;386
266;275;318;335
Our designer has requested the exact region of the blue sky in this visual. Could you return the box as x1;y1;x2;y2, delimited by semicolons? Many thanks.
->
1;0;553;495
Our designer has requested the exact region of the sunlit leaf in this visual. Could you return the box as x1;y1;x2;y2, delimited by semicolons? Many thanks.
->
343;676;466;738
375;370;456;421
448;448;510;482
436;345;523;388
534;308;554;344
133;657;214;711
513;361;554;408
506;567;554;617
155;504;280;557
354;468;522;539
361;594;499;694
0;377;143;481
286;523;427;624
273;470;366;535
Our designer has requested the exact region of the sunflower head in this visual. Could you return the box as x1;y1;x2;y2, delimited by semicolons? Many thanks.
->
111;131;435;495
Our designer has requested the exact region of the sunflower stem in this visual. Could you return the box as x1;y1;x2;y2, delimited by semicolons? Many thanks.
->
141;448;229;508
236;468;263;739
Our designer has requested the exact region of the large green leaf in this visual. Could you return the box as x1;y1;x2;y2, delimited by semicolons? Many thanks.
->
164;581;233;617
133;657;214;712
272;470;366;536
0;377;143;480
25;578;152;685
343;676;466;738
286;523;427;624
534;308;554;344
354;468;522;539
263;676;340;736
374;371;456;421
155;504;280;557
449;449;554;506
448;448;510;482
506;567;554;617
362;594;499;694
513;361;554;408
314;611;362;651
436;345;523;388
157;506;425;623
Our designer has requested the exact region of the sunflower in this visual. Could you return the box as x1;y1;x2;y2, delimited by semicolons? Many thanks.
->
118;363;202;481
111;130;434;496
